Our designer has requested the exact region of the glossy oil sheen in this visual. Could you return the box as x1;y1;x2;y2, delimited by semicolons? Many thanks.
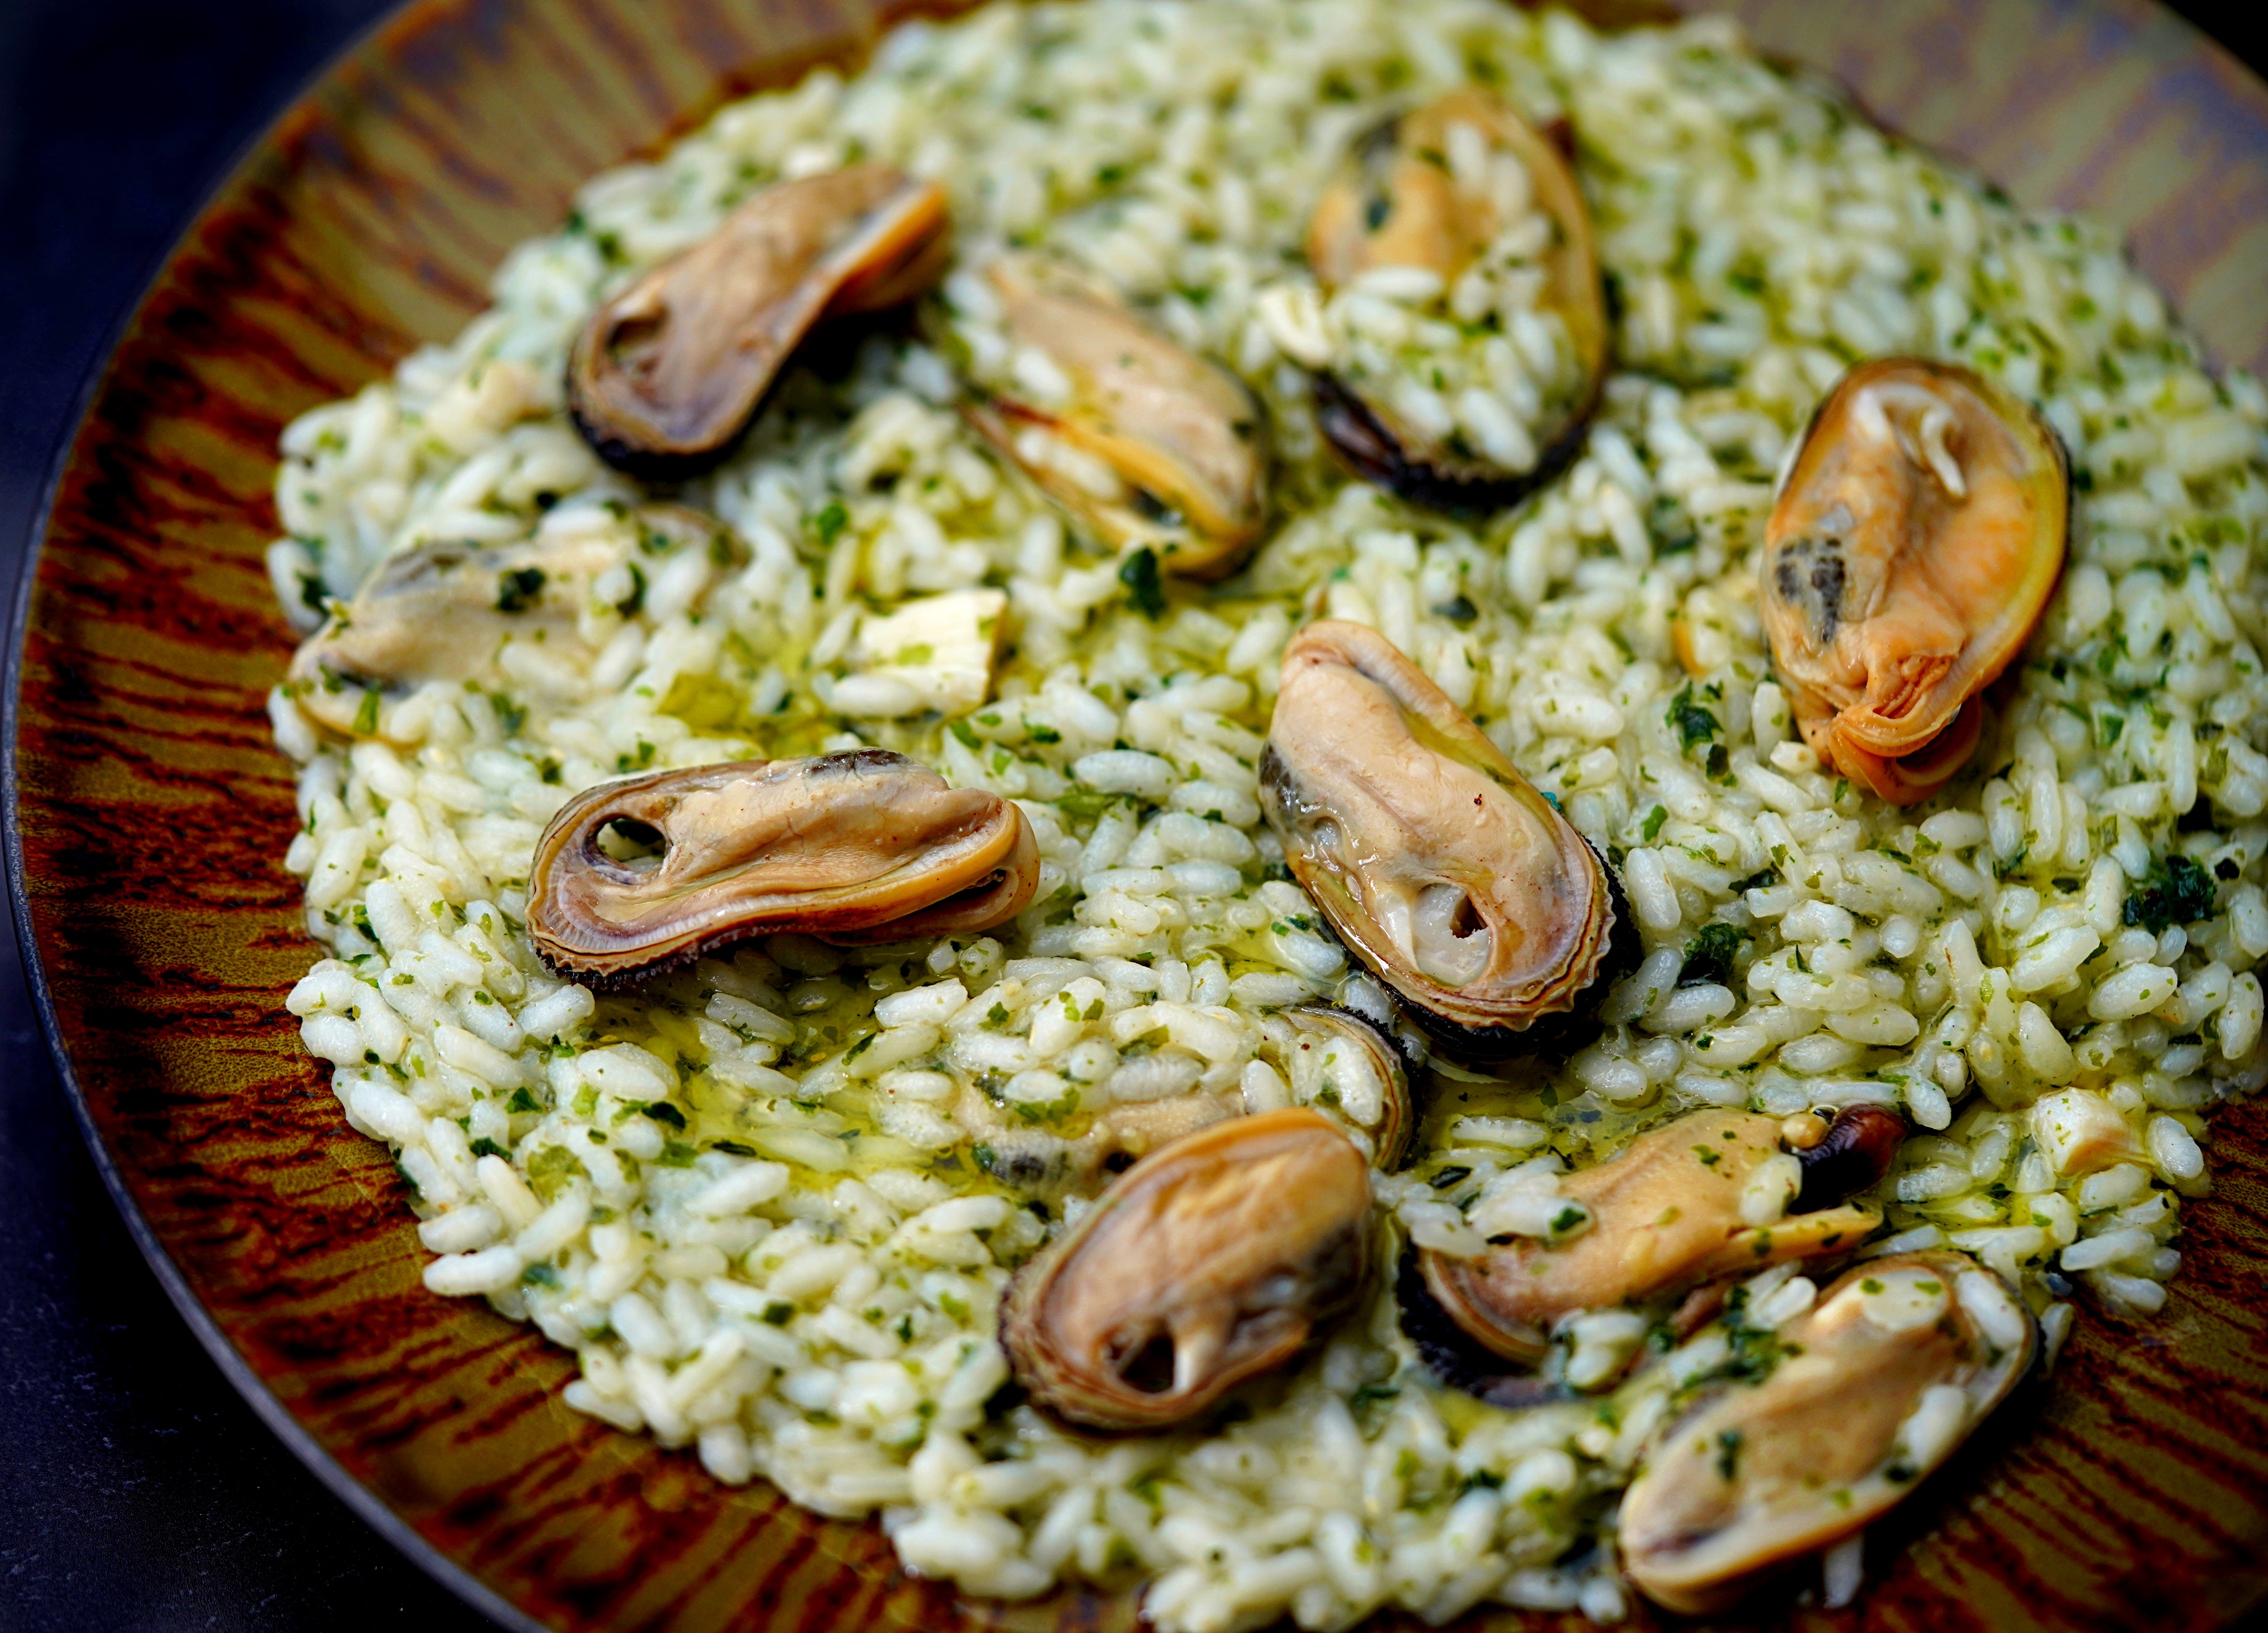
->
10;1;2268;1629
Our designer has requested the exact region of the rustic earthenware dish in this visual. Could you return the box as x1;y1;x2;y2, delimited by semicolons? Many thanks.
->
11;1;2268;1629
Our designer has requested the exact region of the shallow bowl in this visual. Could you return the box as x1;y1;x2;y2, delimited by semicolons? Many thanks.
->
11;1;2268;1629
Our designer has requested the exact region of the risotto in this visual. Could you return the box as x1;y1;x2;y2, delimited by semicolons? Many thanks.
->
265;1;2268;1625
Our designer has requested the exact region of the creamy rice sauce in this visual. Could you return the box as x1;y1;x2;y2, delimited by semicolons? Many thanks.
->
268;2;2268;1625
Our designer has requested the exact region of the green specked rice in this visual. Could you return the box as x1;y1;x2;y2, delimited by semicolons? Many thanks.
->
269;2;2268;1626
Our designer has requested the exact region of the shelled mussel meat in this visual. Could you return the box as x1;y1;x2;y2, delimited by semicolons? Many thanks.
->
526;750;1038;985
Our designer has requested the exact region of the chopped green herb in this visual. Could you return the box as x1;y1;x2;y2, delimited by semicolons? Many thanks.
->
1433;594;1480;625
526;1145;587;1202
495;565;546;613
2123;852;2215;934
614;561;646;617
1119;547;1166;619
807;499;850;545
1681;922;1747;987
1012;1085;1082;1126
1667;684;1721;751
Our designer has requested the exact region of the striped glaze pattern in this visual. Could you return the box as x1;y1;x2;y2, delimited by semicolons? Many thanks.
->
9;1;2268;1629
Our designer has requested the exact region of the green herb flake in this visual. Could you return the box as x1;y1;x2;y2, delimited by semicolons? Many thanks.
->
495;565;546;613
1119;547;1167;620
1667;684;1721;751
526;1145;588;1202
807;499;850;545
1433;594;1480;625
1681;922;1747;987
2123;852;2216;934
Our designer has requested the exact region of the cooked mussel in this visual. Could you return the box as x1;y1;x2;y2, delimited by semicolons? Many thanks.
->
1259;620;1634;1056
1621;1250;2036;1613
965;1091;1244;1201
286;504;738;739
1263;1004;1413;1166
1418;1106;1901;1366
1303;89;1606;514
527;750;1039;985
568;165;951;480
998;1108;1372;1432
959;253;1268;579
1761;359;2069;803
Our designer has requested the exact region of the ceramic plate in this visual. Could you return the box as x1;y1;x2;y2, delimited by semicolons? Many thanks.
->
11;1;2268;1628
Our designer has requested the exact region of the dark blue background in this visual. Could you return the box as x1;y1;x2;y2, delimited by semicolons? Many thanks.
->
0;2;2261;1629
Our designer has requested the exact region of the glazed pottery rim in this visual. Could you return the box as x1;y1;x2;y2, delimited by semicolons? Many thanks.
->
0;1;537;1625
6;4;2267;1632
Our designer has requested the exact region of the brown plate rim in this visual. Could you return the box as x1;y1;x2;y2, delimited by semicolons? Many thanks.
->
8;2;2268;1631
0;1;538;1623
